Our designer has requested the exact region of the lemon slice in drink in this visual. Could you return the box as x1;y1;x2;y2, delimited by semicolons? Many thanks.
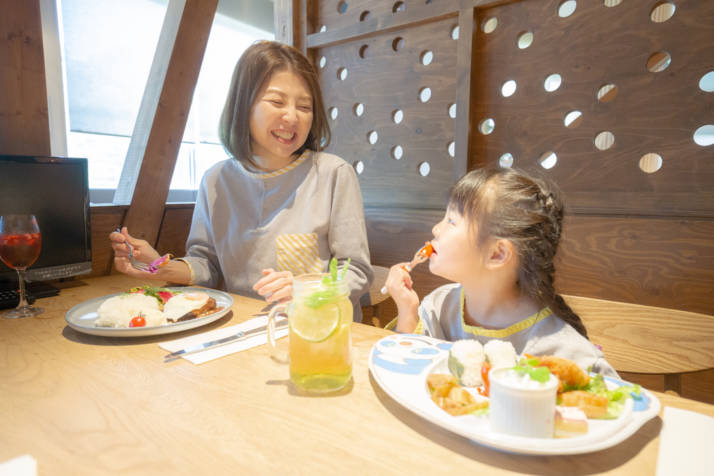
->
290;302;340;343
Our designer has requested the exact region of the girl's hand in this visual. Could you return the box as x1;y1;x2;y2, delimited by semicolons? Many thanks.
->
385;263;420;332
253;269;294;304
109;227;161;277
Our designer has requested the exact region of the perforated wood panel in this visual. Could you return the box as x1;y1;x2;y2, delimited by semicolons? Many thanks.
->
469;0;714;216
293;0;714;316
317;17;459;207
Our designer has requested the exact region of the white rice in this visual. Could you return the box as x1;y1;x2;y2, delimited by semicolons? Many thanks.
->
95;293;166;328
484;340;518;370
448;340;485;387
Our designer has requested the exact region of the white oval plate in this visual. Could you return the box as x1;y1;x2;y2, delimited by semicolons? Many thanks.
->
65;287;234;337
369;333;660;455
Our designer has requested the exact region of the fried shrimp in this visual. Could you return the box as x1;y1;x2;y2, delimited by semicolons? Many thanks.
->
537;355;590;392
560;390;609;418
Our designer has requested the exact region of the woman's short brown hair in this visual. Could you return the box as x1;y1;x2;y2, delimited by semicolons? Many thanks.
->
218;40;331;163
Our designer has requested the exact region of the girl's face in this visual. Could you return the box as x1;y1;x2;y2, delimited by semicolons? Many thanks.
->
428;206;488;283
249;69;314;167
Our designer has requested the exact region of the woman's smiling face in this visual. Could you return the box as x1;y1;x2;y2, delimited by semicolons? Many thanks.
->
249;69;314;168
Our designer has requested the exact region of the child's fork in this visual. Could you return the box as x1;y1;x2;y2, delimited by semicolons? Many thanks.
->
380;242;434;294
115;228;152;272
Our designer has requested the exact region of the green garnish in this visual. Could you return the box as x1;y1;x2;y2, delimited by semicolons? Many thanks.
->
584;374;642;418
306;258;350;309
513;357;551;383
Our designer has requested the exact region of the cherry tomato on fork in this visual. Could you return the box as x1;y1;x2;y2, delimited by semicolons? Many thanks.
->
129;315;146;327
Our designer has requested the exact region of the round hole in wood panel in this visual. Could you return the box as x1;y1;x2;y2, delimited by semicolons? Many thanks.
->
482;17;498;34
479;118;495;135
319;25;327;33
359;45;368;58
354;103;364;117
329;107;338;120
603;0;623;7
393;1;406;13
360;11;370;22
420;50;434;66
594;131;615;150
558;0;577;18
501;80;517;97
368;130;379;145
563;110;583;128
354;160;364;174
651;1;676;23
451;25;459;40
499;153;514;168
639;153;662;173
597;83;618;102
392;37;405;52
693;125;714;146
647;51;671;73
391;145;404;160
544;73;562;92
418;162;431;177
700;72;714;92
337;1;348;14
517;31;533;49
337;67;348;80
419;87;432;103
448;141;455;157
392;109;404;124
318;56;326;69
448;103;457;119
538;151;557;169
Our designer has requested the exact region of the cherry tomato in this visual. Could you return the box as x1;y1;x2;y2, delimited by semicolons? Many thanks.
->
129;315;146;327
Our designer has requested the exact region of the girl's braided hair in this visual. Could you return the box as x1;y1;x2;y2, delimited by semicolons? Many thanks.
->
449;167;588;338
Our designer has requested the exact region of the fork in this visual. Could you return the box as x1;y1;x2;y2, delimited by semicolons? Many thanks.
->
115;228;152;272
380;242;434;294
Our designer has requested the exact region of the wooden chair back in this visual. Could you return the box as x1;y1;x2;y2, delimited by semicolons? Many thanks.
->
564;295;714;395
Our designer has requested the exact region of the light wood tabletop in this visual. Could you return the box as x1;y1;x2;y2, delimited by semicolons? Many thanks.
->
1;274;713;475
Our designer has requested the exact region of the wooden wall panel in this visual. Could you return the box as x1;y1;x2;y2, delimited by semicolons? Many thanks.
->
469;0;714;216
317;16;459;208
154;204;194;258
0;0;51;156
556;215;714;315
88;206;127;277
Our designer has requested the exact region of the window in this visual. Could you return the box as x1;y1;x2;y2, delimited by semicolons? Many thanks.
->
57;0;274;203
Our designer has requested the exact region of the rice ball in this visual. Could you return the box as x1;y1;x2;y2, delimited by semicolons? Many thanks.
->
484;340;518;370
448;339;485;387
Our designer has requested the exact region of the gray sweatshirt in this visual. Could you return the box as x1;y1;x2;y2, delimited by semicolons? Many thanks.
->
414;283;619;378
182;150;373;321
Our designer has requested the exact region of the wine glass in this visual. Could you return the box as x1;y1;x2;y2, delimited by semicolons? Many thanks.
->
0;214;44;318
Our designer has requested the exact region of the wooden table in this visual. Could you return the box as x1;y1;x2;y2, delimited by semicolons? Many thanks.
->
2;274;713;475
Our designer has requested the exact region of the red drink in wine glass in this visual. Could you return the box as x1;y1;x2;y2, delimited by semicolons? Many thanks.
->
0;215;44;318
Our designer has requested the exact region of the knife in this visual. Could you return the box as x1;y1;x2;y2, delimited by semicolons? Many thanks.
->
163;320;288;362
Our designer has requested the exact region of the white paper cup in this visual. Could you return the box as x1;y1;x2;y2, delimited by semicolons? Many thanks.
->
489;367;559;438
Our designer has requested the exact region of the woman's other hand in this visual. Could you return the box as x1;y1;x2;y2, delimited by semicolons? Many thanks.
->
253;268;294;303
109;227;161;277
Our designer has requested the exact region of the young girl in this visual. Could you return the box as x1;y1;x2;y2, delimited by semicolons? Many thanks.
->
384;167;617;376
110;41;373;320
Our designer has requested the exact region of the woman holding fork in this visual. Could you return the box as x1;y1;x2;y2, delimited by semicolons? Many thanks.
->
110;41;373;320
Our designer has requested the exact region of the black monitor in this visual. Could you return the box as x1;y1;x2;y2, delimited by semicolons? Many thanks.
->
0;155;92;286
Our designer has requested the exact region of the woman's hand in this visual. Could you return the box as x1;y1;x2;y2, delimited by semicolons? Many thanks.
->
253;269;294;304
109;227;161;277
385;263;420;332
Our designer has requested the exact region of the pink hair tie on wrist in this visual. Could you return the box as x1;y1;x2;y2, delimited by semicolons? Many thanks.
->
147;253;173;274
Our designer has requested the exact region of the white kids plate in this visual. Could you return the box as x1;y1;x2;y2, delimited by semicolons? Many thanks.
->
368;333;660;455
65;287;234;337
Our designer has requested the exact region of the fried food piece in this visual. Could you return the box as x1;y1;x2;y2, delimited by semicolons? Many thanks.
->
427;373;488;416
560;390;608;419
537;355;590;392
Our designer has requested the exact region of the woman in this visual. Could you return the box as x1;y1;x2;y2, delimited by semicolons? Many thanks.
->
111;41;373;320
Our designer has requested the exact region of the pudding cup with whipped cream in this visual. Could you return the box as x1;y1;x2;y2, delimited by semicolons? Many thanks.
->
489;366;559;438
